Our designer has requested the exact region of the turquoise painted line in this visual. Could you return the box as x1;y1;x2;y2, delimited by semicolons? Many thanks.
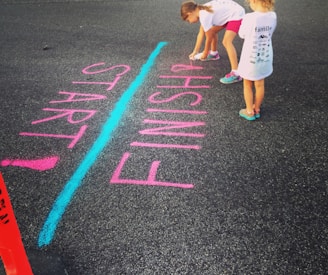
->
38;41;168;247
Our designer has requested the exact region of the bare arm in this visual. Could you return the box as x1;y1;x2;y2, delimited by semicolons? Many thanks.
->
189;26;205;59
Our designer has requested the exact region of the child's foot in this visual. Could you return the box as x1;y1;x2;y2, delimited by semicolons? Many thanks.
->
201;52;220;61
220;72;242;84
239;109;256;121
252;105;261;118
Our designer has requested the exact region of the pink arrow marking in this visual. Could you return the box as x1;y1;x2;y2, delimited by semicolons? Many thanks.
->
1;156;60;171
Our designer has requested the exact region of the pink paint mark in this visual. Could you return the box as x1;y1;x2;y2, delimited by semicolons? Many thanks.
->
32;109;97;125
148;91;203;106
130;141;201;150
171;64;203;72
147;108;207;115
72;80;121;91
73;63;131;91
1;156;60;171
157;75;212;89
20;125;87;149
110;152;194;189
139;119;206;137
81;63;130;76
50;91;106;104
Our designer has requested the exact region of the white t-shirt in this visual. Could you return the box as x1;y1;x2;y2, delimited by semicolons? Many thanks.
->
200;0;245;32
237;11;277;80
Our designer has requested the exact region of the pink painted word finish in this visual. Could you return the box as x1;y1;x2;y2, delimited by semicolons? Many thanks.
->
110;63;213;188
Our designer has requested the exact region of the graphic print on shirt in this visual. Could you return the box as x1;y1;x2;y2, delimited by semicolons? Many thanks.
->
250;26;273;65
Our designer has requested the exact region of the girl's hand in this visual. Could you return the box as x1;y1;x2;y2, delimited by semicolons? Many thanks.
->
189;52;198;60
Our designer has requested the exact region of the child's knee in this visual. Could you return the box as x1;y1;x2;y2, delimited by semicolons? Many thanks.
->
222;38;233;49
255;79;265;88
222;31;237;48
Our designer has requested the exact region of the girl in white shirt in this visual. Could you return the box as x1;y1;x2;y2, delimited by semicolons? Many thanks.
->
237;0;277;120
181;0;245;84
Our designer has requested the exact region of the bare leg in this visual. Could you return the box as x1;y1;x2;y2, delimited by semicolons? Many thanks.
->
254;79;265;112
222;30;238;70
211;34;218;52
211;26;225;52
243;79;254;113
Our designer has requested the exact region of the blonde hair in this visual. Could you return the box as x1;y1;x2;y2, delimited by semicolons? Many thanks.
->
181;1;214;21
246;0;275;11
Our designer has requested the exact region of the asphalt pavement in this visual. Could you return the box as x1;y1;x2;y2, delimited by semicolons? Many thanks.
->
0;0;327;274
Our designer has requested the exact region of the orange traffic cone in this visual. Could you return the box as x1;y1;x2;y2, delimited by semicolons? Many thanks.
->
0;172;33;275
